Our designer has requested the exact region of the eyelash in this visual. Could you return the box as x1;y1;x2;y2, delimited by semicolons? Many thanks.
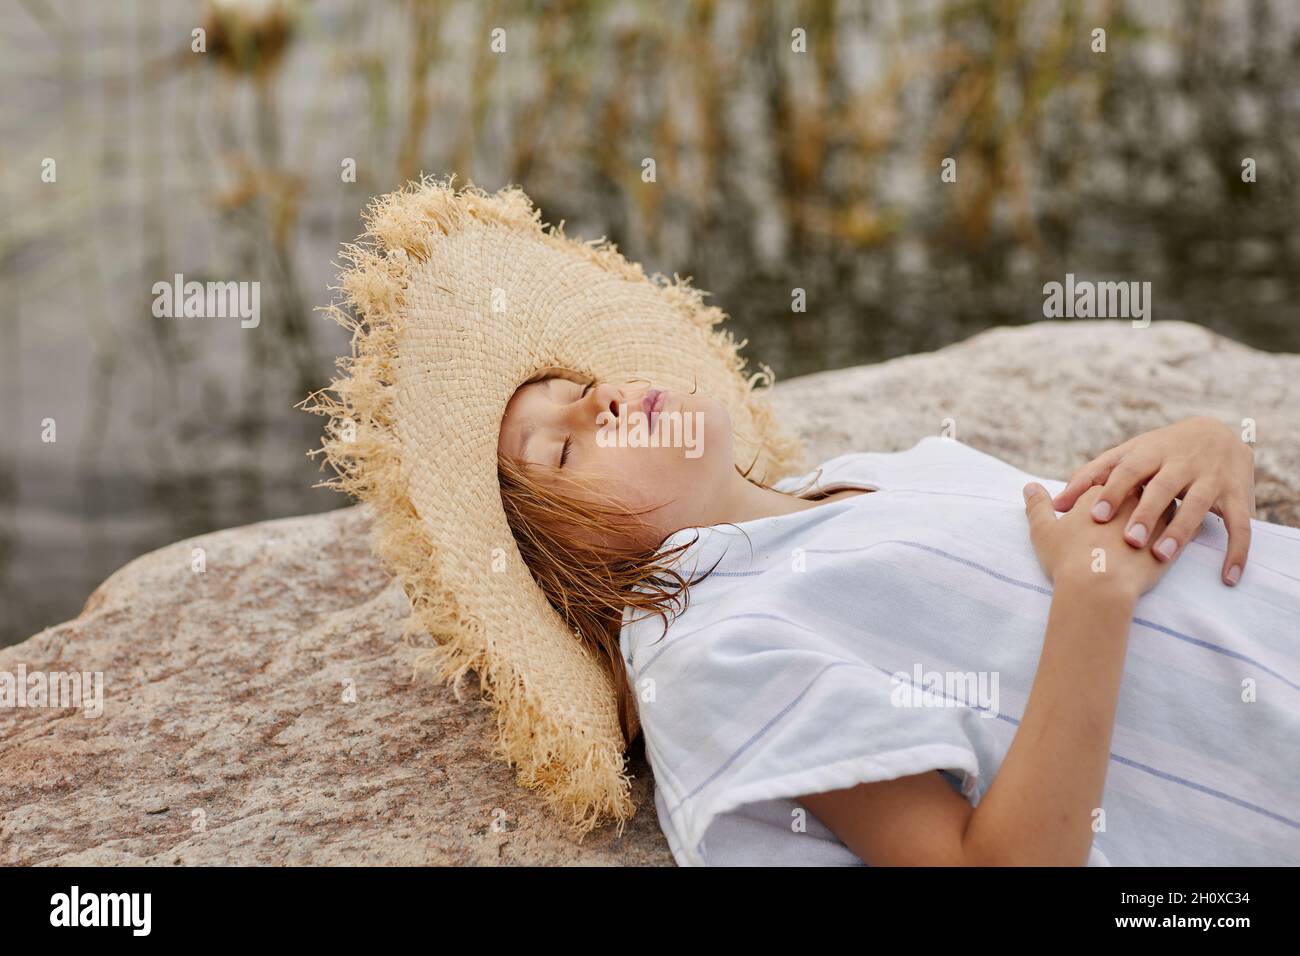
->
559;380;595;469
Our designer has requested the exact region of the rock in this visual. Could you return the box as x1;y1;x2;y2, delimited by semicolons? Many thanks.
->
2;319;1296;864
0;506;668;865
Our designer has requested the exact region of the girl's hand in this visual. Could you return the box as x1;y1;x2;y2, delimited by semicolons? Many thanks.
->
1049;417;1255;587
1025;484;1179;601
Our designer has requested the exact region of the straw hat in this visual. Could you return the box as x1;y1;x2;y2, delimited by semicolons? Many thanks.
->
307;175;802;836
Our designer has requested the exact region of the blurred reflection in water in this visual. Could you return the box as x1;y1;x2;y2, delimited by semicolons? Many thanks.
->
2;0;1298;644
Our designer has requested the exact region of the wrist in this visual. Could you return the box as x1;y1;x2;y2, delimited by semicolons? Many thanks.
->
1051;568;1140;608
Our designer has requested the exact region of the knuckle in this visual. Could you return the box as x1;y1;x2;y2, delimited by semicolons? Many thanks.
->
1139;501;1164;523
1170;515;1204;542
1108;460;1138;482
1078;485;1106;506
1106;462;1144;490
1128;502;1158;523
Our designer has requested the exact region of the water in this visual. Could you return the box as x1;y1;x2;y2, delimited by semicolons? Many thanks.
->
3;0;1299;645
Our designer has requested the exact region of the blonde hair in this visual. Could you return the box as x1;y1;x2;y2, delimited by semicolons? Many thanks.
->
498;444;824;750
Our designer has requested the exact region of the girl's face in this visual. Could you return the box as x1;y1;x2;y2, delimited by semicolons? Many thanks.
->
498;374;735;547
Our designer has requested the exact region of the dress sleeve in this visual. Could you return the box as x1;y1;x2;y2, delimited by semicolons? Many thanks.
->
628;611;1000;865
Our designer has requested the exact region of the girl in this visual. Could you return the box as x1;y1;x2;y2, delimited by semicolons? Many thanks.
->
497;373;1299;866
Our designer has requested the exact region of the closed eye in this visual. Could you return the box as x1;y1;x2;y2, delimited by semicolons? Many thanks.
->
559;379;594;467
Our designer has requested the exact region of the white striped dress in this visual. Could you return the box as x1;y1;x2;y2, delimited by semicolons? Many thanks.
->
619;436;1300;866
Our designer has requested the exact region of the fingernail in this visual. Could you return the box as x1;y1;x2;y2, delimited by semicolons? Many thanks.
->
1155;537;1178;560
1091;500;1112;521
1226;565;1241;586
1126;523;1148;546
1022;484;1034;502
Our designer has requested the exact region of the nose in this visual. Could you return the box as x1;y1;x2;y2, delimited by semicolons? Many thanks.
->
592;382;624;420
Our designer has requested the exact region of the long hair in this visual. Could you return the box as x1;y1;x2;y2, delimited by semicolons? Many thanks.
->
497;449;824;750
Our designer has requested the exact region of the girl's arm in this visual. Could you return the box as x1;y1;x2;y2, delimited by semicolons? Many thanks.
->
1050;416;1255;585
960;571;1135;865
796;483;1177;866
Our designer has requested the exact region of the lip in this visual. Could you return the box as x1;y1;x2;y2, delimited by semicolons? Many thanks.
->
641;388;665;432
